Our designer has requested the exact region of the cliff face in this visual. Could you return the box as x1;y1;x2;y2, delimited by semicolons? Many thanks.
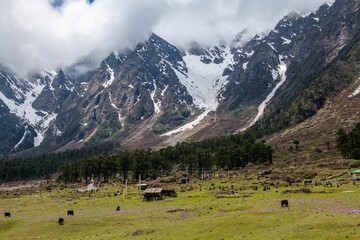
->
2;0;360;156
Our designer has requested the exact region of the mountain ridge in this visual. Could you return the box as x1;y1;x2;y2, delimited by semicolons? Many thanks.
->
1;0;359;157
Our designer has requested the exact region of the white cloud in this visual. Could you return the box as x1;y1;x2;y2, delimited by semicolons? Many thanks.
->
0;0;329;76
0;0;167;75
156;0;330;48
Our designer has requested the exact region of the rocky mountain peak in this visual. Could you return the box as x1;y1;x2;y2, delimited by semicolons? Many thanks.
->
1;0;360;156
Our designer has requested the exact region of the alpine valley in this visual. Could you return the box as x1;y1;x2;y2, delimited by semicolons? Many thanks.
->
1;0;360;157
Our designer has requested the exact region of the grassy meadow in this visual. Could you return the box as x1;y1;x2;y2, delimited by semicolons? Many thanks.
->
1;172;360;240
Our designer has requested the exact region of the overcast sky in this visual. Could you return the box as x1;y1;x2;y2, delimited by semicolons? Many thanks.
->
0;0;331;76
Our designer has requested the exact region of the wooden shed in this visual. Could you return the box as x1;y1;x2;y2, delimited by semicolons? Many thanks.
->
143;188;164;201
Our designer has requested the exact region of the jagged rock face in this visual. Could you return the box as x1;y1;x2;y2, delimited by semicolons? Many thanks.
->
188;42;227;64
0;100;32;154
220;0;360;124
1;0;360;156
0;62;90;155
221;37;283;111
46;33;196;149
0;65;31;106
0;66;40;154
260;0;360;130
32;70;75;113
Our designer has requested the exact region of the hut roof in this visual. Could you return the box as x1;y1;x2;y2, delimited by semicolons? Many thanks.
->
144;188;163;194
137;183;148;186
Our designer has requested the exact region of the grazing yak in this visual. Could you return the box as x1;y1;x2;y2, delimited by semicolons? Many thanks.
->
58;218;64;225
67;210;74;216
4;212;11;218
281;200;289;207
116;206;121;211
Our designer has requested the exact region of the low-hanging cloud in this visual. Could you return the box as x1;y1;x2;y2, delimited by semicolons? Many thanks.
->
158;0;332;48
0;0;330;76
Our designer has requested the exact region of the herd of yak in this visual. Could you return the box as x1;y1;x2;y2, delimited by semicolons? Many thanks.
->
3;206;122;225
3;200;289;225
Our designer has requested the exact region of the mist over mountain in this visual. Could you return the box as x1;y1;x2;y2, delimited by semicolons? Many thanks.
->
0;0;329;76
1;0;359;159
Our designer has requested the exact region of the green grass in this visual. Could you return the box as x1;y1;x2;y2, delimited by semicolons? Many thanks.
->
1;177;360;239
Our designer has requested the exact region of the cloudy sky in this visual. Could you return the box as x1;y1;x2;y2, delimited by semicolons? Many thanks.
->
0;0;331;76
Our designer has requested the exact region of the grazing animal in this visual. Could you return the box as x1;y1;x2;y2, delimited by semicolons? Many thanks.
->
58;218;64;225
67;210;74;216
116;206;121;211
4;212;11;218
304;180;312;186
281;200;289;207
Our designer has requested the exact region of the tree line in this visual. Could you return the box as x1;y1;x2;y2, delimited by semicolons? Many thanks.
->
59;133;273;183
336;123;360;159
0;144;113;182
0;133;273;183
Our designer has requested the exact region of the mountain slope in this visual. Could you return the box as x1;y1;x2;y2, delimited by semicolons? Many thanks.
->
2;0;360;156
267;68;360;163
156;0;360;148
35;34;199;151
0;65;56;154
248;0;360;136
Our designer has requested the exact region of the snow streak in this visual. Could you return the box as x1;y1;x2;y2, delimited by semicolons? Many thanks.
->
103;63;115;88
163;47;233;136
151;81;161;114
0;71;60;146
241;55;287;132
13;125;28;150
348;77;360;98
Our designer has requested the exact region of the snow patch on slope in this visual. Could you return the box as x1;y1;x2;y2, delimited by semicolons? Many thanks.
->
241;55;288;131
13;125;29;150
326;0;335;7
242;62;249;71
34;112;58;147
52;124;63;136
349;86;360;98
163;47;233;136
0;83;42;126
162;110;211;136
0;70;65;147
281;37;291;45
0;72;57;126
151;81;161;114
348;78;360;98
103;64;115;88
34;131;44;147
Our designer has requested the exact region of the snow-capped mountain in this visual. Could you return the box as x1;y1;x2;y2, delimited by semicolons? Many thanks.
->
0;62;89;155
38;33;197;151
162;44;234;136
1;0;360;156
0;66;60;153
239;0;360;134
